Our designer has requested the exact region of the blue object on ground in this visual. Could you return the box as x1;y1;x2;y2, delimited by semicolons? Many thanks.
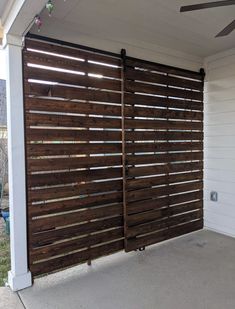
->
1;210;10;235
1;210;9;221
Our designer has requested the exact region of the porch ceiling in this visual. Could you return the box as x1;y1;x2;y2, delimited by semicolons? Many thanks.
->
0;0;8;18
30;0;235;58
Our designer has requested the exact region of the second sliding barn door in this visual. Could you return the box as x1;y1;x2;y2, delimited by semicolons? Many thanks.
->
123;57;204;252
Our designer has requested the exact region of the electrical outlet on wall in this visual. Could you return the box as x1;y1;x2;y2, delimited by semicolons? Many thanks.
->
210;191;218;202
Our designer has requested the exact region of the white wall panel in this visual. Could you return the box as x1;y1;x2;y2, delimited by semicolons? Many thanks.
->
204;50;235;237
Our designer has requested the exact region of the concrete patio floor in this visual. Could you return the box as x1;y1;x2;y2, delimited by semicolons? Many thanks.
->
3;229;235;309
0;287;24;309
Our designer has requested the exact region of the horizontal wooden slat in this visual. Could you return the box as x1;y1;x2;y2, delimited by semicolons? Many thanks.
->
127;209;203;238
30;228;124;262
28;192;122;218
28;179;123;203
125;67;203;91
127;171;203;191
27;142;202;157
125;58;203;81
28;155;122;173
126;152;203;166
126;181;203;203
24;50;121;79
26;128;203;144
26;113;121;129
125;93;203;111
125;131;203;141
30;203;123;232
127;162;203;178
27;143;122;157
25;83;121;104
25;97;122;117
28;167;122;187
25;67;121;92
125;142;202;153
125;219;203;252
125;105;203;121
28;151;203;174
127;200;202;226
31;216;123;247
26;129;121;143
125;119;202;130
30;239;124;276
125;80;203;101
29;193;122;220
25;39;121;67
127;190;203;214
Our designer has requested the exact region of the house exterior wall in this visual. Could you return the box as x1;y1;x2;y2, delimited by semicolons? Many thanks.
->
204;49;235;237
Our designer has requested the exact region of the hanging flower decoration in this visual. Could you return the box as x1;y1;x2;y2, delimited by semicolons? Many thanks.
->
34;0;63;31
35;15;42;31
46;0;54;16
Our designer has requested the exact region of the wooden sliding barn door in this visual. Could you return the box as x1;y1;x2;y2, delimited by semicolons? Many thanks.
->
23;38;124;276
23;36;204;277
122;57;204;252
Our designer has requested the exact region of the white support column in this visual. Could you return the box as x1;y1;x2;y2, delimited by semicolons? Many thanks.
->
4;34;32;291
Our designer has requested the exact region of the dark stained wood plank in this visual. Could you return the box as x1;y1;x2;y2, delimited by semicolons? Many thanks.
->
25;83;121;104
30;240;124;276
25;67;121;92
125;130;203;141
28;167;122;187
24;50;121;79
127;162;203;178
25;38;121;67
125;142;202;153
25;98;122;117
127;209;203;238
28;192;122;219
127;200;202;226
125;219;203;251
31;216;123;247
125;58;203;81
127;171;203;190
28;191;122;218
125;67;203;91
26;113;121;129
27;155;122;173
30;228;123;262
26;128;121;143
126;152;203;166
125;105;203;121
27;143;122;157
28;179;123;203
127;190;203;214
30;203;123;232
125;80;203;101
126;181;203;203
125;92;203;111
125;118;202;130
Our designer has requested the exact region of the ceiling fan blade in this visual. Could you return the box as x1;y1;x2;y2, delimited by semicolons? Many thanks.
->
215;19;235;37
180;0;235;12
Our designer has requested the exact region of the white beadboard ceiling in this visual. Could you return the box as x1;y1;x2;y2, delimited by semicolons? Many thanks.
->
31;0;235;58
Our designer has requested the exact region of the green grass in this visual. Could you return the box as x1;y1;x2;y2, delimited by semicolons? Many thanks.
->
0;222;10;286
